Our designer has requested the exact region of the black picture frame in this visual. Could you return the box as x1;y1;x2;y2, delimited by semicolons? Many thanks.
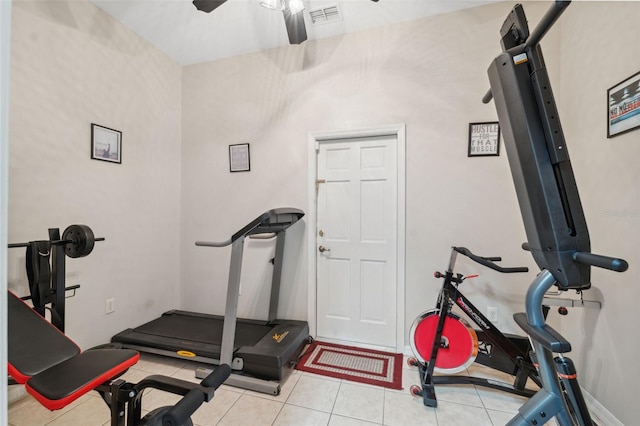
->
91;123;122;164
468;122;500;157
229;143;250;172
607;71;640;138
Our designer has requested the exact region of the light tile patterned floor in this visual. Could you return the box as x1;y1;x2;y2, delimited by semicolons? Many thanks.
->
8;352;565;426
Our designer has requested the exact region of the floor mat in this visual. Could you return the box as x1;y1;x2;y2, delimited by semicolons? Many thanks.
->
295;341;403;390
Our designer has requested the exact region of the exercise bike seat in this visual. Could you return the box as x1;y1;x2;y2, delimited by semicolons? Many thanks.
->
513;312;572;353
8;291;140;410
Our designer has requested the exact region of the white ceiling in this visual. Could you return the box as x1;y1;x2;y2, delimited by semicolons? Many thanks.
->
90;0;500;65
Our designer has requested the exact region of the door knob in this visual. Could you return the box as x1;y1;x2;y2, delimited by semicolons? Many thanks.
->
318;245;331;253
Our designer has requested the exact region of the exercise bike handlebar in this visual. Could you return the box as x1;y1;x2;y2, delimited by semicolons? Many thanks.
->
162;364;231;426
453;246;529;273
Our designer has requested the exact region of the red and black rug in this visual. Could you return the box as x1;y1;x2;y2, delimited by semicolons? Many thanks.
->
295;341;403;390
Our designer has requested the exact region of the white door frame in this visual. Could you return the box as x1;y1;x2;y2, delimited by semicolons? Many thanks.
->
307;124;406;352
1;0;11;419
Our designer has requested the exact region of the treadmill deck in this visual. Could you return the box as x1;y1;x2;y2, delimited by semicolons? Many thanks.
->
112;310;309;381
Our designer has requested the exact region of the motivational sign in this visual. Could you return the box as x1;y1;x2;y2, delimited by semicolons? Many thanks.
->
468;122;500;157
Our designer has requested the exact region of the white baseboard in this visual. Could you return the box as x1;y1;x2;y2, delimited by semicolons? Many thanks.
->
581;387;623;426
8;385;27;405
404;345;412;356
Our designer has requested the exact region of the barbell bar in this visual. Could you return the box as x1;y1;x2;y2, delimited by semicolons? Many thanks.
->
8;224;104;258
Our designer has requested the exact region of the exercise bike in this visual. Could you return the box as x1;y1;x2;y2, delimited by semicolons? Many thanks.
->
408;246;540;407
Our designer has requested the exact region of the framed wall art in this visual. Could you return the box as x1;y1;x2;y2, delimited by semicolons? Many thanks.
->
91;123;121;164
229;143;250;172
607;71;640;138
468;122;500;157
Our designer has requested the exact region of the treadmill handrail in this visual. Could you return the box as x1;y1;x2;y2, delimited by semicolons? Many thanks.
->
195;239;233;248
196;208;305;247
231;208;304;242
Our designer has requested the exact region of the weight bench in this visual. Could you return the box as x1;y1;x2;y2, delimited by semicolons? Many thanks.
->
8;290;139;409
8;290;231;425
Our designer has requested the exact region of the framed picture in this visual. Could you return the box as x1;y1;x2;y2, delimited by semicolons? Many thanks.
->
468;122;500;157
91;123;121;163
607;71;640;138
229;143;250;172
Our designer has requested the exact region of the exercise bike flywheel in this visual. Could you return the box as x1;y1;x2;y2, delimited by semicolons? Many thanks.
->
409;309;479;374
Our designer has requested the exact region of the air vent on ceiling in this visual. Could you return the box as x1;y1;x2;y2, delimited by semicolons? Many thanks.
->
309;4;342;26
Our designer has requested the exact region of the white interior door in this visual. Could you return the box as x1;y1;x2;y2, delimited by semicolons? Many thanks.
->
315;134;398;349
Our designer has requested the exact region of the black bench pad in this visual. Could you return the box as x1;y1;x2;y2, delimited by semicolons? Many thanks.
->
8;291;140;410
26;348;139;410
8;291;80;382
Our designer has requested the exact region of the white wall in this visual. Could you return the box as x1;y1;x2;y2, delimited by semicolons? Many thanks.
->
8;0;183;350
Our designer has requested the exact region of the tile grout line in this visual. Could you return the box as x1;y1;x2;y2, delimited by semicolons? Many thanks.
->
213;387;244;426
327;379;345;423
269;372;299;426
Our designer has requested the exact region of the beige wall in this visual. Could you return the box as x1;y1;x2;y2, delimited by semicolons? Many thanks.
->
6;0;639;422
8;0;182;350
180;2;565;335
180;2;555;329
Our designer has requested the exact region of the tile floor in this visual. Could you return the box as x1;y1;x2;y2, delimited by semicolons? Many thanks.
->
8;352;574;426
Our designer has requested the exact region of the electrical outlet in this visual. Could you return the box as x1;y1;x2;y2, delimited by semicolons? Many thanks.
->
105;298;116;314
487;306;498;323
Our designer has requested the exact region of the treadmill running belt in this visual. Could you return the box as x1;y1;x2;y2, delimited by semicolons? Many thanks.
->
133;313;273;348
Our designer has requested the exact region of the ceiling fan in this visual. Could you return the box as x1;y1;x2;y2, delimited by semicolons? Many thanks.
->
192;0;379;45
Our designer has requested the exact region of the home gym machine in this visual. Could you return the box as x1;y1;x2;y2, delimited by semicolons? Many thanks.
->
8;290;231;426
7;225;232;425
409;246;540;407
7;224;103;332
483;1;628;425
112;208;310;396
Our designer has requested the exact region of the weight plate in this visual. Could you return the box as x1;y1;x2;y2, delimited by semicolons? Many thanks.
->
62;224;95;258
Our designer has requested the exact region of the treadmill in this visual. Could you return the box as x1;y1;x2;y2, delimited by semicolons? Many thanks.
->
112;208;309;395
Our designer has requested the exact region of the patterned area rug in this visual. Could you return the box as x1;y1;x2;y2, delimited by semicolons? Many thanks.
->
295;341;403;390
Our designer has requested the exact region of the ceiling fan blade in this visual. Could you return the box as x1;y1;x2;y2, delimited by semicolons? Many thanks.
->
192;0;228;13
282;6;307;44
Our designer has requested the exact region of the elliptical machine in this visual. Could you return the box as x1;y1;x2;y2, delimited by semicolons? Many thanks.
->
482;1;628;424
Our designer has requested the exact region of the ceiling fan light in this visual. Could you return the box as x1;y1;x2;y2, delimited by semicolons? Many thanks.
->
259;0;278;10
286;0;305;15
192;0;227;13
